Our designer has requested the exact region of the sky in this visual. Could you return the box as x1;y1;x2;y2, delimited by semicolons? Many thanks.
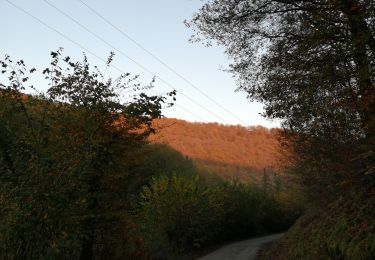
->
1;0;280;128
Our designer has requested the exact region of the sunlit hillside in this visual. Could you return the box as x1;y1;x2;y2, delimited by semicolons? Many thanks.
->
150;118;287;182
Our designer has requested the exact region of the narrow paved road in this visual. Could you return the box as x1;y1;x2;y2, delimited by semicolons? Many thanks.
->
197;233;283;260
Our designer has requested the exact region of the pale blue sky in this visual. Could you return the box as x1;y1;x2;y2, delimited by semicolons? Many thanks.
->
1;0;279;127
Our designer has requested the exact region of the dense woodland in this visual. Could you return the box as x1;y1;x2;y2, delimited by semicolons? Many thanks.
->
2;0;375;259
0;52;301;259
150;118;287;183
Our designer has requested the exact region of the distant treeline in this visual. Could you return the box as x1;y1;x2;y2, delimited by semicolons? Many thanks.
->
150;118;289;183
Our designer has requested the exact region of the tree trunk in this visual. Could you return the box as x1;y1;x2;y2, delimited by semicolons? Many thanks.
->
80;174;99;260
338;0;375;134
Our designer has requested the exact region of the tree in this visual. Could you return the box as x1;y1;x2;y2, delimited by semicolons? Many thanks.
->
0;49;175;258
187;0;375;195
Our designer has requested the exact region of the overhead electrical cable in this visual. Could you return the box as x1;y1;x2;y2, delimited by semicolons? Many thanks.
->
40;0;230;124
77;0;248;125
3;0;206;122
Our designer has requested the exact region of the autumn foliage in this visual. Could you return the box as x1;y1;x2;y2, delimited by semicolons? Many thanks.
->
150;118;288;182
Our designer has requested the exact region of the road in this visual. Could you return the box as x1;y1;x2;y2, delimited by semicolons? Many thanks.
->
197;233;283;260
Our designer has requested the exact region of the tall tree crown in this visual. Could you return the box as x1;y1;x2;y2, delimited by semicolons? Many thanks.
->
188;0;375;141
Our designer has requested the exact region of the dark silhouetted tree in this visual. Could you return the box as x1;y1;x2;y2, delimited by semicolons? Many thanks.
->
187;0;375;197
0;49;174;259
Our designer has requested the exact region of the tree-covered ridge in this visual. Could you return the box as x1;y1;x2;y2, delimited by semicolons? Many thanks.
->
150;118;288;182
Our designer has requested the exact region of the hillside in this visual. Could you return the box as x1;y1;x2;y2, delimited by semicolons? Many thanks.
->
149;118;287;183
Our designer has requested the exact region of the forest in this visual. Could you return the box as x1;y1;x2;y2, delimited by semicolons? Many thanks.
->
0;51;301;259
2;0;375;259
150;118;287;183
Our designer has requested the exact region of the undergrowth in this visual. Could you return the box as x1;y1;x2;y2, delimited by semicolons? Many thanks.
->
257;185;375;260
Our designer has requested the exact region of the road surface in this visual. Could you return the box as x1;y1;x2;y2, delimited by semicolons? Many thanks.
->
197;233;283;260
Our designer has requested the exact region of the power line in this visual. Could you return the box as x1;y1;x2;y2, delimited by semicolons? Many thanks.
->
77;0;248;125
41;0;230;124
4;0;112;71
3;0;205;122
149;89;206;122
171;103;206;122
